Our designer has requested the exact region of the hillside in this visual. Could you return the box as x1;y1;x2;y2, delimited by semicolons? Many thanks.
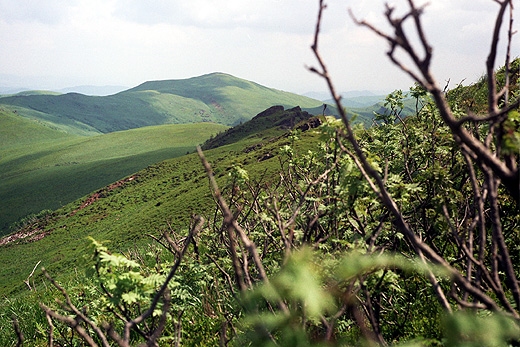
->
0;106;323;296
201;105;322;150
0;73;322;133
0;108;227;234
2;67;519;345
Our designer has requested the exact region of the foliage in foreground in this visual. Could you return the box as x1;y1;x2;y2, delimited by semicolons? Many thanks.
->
4;71;519;345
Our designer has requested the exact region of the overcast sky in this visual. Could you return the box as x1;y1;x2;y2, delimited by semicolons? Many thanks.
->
0;0;518;95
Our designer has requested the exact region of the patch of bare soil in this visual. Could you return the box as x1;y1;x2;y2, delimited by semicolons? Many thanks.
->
0;227;44;246
69;174;138;216
0;174;138;246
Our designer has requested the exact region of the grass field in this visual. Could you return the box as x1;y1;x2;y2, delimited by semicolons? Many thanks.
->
0;108;228;233
0;107;320;296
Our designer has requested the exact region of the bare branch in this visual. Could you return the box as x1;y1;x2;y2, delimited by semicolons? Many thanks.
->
197;146;289;315
40;302;102;347
348;0;519;202
24;260;41;291
127;216;203;340
486;0;511;115
311;0;514;316
44;312;54;347
41;268;111;347
12;315;24;347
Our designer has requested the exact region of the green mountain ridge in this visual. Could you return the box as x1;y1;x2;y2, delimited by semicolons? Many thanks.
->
0;72;323;133
201;105;321;150
0;73;326;233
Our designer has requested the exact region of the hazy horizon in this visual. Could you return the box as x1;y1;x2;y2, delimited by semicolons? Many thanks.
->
1;0;518;95
0;72;390;98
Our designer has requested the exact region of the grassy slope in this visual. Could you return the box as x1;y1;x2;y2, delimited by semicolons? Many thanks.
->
0;73;322;133
128;73;324;125
0;109;320;297
0;108;228;233
0;104;102;136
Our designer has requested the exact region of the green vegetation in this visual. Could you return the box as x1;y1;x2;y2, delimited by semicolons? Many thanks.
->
0;62;519;345
0;107;318;295
0;74;387;234
0;107;227;234
0;73;323;133
201;105;321;150
1;1;519;342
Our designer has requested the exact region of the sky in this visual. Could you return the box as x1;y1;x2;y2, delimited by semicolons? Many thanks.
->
0;0;518;95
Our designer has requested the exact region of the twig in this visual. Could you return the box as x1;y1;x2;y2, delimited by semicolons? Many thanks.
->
24;260;41;291
41;268;111;347
124;216;204;342
44;312;54;347
309;0;510;315
197;146;289;315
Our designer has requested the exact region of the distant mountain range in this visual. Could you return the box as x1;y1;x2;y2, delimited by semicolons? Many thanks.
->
0;72;402;234
0;73;322;133
0;85;129;96
0;73;326;232
57;85;129;96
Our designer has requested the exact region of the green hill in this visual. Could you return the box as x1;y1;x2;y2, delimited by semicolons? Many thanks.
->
0;106;321;295
0;108;227;234
0;73;324;235
0;73;322;133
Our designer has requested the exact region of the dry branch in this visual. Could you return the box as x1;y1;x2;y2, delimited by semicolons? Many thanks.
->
309;0;520;319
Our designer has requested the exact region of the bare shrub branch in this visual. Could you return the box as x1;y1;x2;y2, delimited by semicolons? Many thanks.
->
309;0;519;319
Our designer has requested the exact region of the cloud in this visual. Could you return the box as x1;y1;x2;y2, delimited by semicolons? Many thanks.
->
0;0;79;24
0;0;518;94
113;0;324;34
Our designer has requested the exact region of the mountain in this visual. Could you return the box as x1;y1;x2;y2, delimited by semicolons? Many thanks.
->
57;85;129;96
0;86;128;96
303;90;386;101
0;73;322;134
328;95;387;108
201;105;321;150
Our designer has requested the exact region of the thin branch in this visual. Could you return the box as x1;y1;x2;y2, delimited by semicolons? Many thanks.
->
40;302;102;347
12;315;24;347
41;268;111;347
44;312;54;347
486;0;510;116
349;0;519;202
197;146;289;315
125;216;204;340
310;0;510;316
24;260;41;291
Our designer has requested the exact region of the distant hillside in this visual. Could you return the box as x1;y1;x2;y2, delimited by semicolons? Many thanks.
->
328;95;387;108
57;85;128;96
0;107;227;234
303;90;384;101
0;73;322;134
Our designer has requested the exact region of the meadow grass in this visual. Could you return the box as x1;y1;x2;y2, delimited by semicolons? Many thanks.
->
0;110;228;233
0;121;320;296
0;109;322;346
